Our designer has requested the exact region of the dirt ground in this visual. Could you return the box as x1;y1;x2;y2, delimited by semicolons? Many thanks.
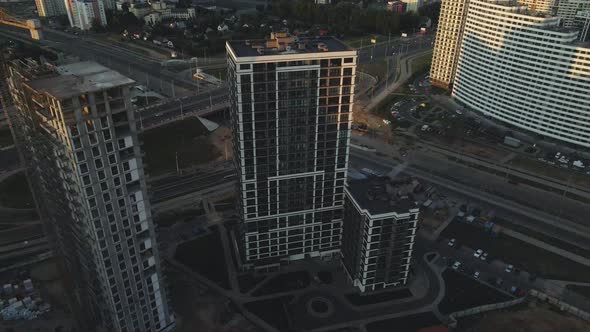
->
459;302;590;332
210;126;233;162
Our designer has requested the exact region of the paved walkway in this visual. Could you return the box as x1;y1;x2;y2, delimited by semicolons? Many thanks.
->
350;148;590;245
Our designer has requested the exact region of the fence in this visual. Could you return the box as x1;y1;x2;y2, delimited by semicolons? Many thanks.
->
448;296;525;326
529;289;590;321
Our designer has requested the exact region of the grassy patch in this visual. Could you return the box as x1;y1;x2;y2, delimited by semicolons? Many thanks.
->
140;118;220;176
0;128;14;147
439;269;513;315
342;35;382;48
244;295;293;331
494;217;590;259
358;59;389;82
408;51;432;78
509;156;590;189
238;273;266;293
566;285;590;298
174;225;230;289
441;221;590;282
345;288;412;306
366;311;441;332
154;208;205;227
203;67;227;81
0;172;34;209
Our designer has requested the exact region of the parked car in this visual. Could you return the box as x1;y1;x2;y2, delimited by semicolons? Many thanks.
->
452;261;461;270
480;252;488;261
473;271;480;279
473;249;483;258
447;238;456;247
505;264;514;273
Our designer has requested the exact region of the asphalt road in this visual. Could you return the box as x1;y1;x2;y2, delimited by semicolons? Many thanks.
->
138;90;229;129
150;167;235;203
0;27;214;97
348;149;590;250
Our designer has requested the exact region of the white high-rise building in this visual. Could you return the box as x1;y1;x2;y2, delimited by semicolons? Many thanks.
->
4;60;176;332
429;0;470;88
36;0;68;17
65;0;107;30
452;0;590;147
226;32;357;270
402;0;424;12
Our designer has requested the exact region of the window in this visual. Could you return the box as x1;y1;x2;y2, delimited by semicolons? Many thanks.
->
109;154;117;164
85;187;94;196
111;166;119;176
79;163;88;174
76;151;85;162
240;64;251;70
83;176;91;186
106;142;114;153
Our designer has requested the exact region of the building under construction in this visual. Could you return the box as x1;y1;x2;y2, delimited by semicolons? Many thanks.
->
1;57;175;332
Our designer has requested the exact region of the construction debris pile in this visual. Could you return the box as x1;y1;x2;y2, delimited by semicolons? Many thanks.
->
0;279;50;321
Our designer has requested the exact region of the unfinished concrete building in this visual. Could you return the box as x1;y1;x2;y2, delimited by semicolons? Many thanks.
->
2;59;175;332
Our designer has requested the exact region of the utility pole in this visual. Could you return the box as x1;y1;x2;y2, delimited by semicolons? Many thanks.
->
180;99;184;119
386;57;389;90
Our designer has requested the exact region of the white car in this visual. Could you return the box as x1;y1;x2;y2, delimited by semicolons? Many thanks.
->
505;264;514;273
473;249;483;258
480;252;488;261
447;238;456;247
452;261;461;270
455;109;463;115
473;271;480;279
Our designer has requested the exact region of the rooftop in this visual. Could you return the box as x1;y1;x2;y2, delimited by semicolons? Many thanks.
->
347;176;418;216
227;32;354;58
26;62;134;99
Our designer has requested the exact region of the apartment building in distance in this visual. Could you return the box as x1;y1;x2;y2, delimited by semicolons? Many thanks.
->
429;0;470;88
341;177;419;292
402;0;424;13
3;60;175;332
226;33;357;270
452;0;590;147
65;0;107;31
35;0;67;17
556;0;590;28
518;0;555;13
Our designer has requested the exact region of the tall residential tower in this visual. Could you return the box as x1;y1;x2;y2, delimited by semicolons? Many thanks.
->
3;60;175;332
226;33;357;270
429;0;470;88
